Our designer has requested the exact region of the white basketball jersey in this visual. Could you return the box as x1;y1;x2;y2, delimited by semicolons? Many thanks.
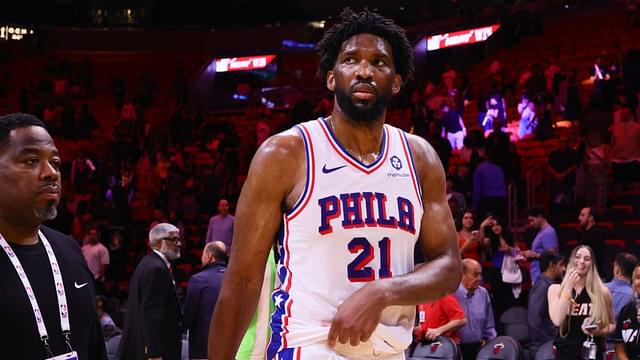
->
267;118;424;359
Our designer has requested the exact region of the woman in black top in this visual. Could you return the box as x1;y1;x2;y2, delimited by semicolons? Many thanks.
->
548;245;615;360
615;264;640;360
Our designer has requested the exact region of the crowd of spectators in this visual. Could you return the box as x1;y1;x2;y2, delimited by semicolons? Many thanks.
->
1;3;640;358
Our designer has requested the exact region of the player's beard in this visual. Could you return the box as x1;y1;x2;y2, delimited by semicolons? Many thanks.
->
34;200;58;221
334;82;391;124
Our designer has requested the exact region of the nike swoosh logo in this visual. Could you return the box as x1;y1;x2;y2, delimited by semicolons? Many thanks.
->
322;164;346;174
74;282;88;289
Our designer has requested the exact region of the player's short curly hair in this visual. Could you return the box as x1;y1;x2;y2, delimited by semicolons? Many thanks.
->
316;8;414;85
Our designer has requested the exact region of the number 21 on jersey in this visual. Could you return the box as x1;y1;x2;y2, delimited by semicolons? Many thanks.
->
347;237;392;282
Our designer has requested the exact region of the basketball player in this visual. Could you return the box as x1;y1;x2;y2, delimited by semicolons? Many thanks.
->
208;9;461;359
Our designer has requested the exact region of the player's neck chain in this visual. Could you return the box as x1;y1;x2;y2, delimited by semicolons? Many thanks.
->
328;116;380;165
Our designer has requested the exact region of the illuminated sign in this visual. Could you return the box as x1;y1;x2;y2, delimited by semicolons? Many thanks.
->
426;24;500;51
214;55;277;73
282;39;315;49
0;25;34;41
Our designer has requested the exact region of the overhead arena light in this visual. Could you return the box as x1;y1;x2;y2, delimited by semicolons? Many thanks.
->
308;21;326;29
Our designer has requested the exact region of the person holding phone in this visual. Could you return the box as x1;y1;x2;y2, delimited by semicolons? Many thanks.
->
548;245;615;359
614;264;640;360
458;210;481;261
479;215;523;319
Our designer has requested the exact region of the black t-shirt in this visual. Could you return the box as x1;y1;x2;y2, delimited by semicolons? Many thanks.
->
0;226;106;360
548;148;579;184
553;288;605;360
579;226;608;273
615;300;640;359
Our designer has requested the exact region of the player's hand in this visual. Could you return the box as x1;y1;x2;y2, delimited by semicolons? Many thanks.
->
424;328;442;341
328;282;387;348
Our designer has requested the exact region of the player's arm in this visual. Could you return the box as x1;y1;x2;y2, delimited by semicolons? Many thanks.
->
328;134;462;347
208;131;304;360
378;133;462;304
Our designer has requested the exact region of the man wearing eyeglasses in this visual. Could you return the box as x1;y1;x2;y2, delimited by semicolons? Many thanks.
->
118;223;183;360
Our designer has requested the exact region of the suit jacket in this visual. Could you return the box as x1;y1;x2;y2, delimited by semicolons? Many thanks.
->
117;252;182;360
182;261;226;359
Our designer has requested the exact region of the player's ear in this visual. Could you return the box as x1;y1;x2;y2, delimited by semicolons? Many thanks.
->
327;70;335;92
392;74;402;95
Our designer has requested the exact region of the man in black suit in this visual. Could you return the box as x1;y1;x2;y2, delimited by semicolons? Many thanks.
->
118;222;183;360
0;113;106;359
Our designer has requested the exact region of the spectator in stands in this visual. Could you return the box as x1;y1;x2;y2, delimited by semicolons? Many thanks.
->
439;102;466;150
442;63;457;91
81;224;109;285
533;92;555;141
547;141;579;209
414;294;467;344
77;103;98;140
523;206;559;284
459;130;485;170
528;251;566;356
517;94;537;139
580;131;609;215
120;100;138;128
472;152;507;221
458;210;481;261
479;215;523;318
447;177;467;212
106;167;133;229
609;106;640;199
451;163;473;204
560;68;582;121
581;95;612;145
486;86;507;128
591;55;612;99
480;104;500;133
426;120;452;172
106;229;126;284
525;63;547;98
205;198;235;250
578;206;608;275
96;295;122;342
551;64;566;113
183;241;227;360
614;264;640;360
71;152;96;199
485;119;513;181
455;259;497;360
118;223;183;360
548;245;615;359
606;253;638;318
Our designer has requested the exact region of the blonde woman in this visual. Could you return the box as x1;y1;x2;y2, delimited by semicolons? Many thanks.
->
548;245;615;359
614;264;640;360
